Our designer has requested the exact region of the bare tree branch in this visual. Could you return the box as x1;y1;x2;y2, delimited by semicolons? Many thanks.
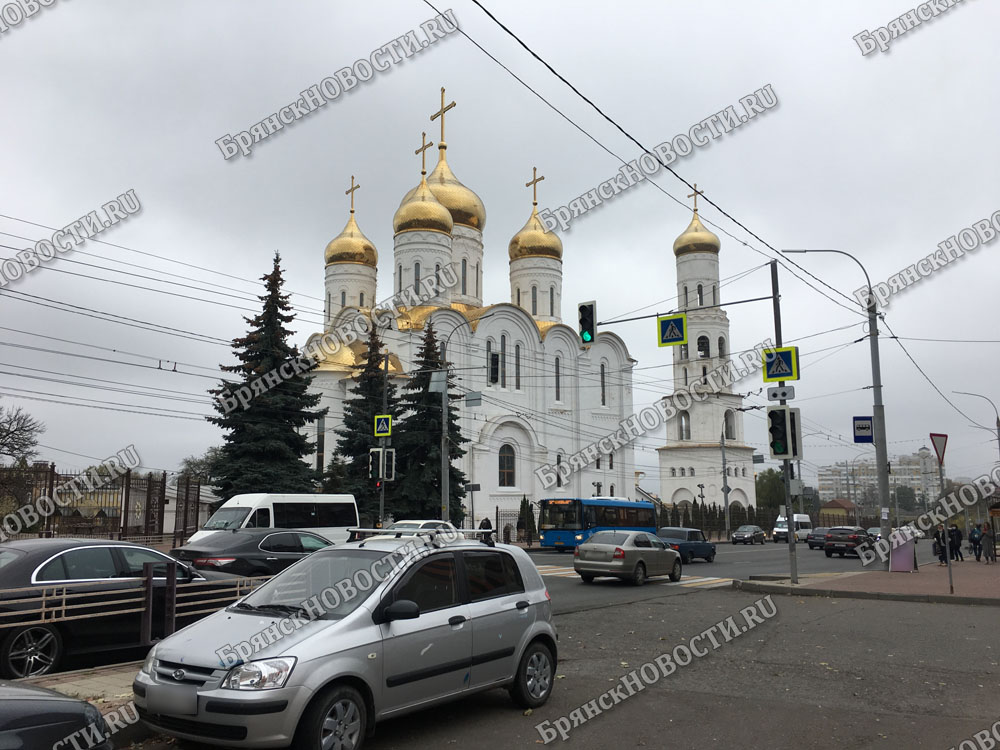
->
0;404;45;461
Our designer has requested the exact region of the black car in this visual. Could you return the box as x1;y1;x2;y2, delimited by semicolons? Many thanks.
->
731;525;765;545
0;539;236;678
806;527;830;549
823;526;876;557
170;528;332;576
0;680;112;749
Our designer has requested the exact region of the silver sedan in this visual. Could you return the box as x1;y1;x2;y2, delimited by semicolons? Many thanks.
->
573;530;682;585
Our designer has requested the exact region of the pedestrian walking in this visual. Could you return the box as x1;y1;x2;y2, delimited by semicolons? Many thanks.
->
969;524;983;562
983;522;997;564
933;523;948;566
949;524;964;562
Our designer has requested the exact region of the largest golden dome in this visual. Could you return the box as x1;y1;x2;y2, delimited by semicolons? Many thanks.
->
508;205;563;261
673;210;720;256
393;175;454;235
324;212;377;267
418;143;486;231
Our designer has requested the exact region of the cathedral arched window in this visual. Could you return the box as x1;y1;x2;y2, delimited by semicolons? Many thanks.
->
475;263;480;297
724;410;736;441
718;337;726;358
683;285;689;308
680;467;686;477
515;344;521;390
486;340;493;386
609;483;615;495
679;343;688;360
702;366;707;384
697;336;710;358
697;284;704;306
397;264;402;294
555;357;561;401
671;468;676;477
499;444;515;487
689;467;695;476
678;411;691;440
550;285;555;317
609;453;614;470
516;288;521;307
556;454;563;487
742;467;747;477
500;335;507;388
531;286;538;316
713;285;717;306
340;291;346;308
683;368;688;386
600;364;606;406
461;259;467;295
359;292;364;307
435;264;441;292
414;262;421;292
596;456;601;470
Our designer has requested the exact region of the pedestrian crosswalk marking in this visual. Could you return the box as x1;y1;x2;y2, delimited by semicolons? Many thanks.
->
535;565;729;588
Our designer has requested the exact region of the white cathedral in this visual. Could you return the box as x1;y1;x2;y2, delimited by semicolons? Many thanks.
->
304;92;636;524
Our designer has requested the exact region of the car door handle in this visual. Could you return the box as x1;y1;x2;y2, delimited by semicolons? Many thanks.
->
265;558;278;561
448;615;466;626
515;600;529;610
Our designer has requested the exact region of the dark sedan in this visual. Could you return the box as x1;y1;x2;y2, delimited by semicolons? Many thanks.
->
731;525;765;545
824;526;876;557
0;680;112;749
0;539;235;678
806;527;830;549
656;527;716;563
170;528;332;576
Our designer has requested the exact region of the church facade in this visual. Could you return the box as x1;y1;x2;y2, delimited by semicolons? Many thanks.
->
306;92;636;524
656;199;757;511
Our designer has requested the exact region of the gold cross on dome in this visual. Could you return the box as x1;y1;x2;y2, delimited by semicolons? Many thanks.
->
687;183;704;212
346;175;361;212
430;86;456;142
525;166;545;205
415;132;434;174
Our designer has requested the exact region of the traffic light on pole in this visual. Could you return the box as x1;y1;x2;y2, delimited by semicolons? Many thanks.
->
383;449;395;481
767;406;791;459
369;448;382;480
578;301;597;344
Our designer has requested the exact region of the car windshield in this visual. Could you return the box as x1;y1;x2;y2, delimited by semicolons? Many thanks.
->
237;549;392;620
736;526;755;532
587;531;631;545
203;507;251;530
387;522;421;530
539;501;582;530
867;528;880;535
775;521;788;529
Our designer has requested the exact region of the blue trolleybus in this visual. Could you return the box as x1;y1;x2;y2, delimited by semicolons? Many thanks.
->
538;497;657;550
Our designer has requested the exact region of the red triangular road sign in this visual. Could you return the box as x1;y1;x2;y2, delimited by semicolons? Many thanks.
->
929;433;948;465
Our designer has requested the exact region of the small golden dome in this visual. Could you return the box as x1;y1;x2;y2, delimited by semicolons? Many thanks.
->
508;205;563;261
419;143;486;231
673;210;720;256
324;212;378;267
393;175;454;235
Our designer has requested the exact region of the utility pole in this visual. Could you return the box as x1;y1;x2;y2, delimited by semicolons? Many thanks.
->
720;429;731;538
937;455;953;595
440;366;449;522
379;341;389;527
770;261;798;584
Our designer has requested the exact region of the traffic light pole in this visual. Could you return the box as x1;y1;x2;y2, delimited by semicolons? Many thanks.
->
379;340;388;527
770;261;799;584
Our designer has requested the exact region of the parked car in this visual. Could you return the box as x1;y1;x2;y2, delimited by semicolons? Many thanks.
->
656;527;716;563
171;529;333;577
0;539;236;678
867;527;882;540
806;527;830;550
573;530;682;585
135;536;557;749
731;525;765;545
0;680;112;749
824;526;876;558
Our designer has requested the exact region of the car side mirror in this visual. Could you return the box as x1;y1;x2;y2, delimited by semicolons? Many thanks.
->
383;599;420;622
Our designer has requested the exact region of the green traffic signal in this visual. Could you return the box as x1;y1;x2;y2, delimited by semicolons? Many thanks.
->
578;301;597;344
582;331;593;343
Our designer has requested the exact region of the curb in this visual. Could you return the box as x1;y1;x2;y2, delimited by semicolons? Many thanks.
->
731;579;1000;607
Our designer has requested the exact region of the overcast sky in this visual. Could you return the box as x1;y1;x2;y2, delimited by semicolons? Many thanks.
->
1;0;997;489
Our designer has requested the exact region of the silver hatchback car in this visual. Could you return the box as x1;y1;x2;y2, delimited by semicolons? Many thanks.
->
133;534;556;749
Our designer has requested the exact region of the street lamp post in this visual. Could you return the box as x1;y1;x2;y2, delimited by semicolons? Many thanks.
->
784;249;892;570
954;391;1000;526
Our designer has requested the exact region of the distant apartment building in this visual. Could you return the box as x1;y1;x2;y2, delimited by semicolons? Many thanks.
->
817;447;941;510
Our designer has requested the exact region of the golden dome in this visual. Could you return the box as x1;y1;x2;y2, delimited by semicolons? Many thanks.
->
673;210;720;256
324;212;377;267
508;205;563;261
417;143;486;231
393;175;454;235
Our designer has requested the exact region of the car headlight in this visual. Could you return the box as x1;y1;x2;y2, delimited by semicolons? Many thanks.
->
539;533;545;540
141;646;159;676
574;534;583;541
222;657;297;690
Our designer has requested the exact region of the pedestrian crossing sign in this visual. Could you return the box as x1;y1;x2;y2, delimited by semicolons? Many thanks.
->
762;347;799;382
374;415;392;437
656;313;687;347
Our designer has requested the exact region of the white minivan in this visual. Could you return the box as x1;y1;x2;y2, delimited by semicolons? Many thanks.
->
772;514;813;543
186;493;358;545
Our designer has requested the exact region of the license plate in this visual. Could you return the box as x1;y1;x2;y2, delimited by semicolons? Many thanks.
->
835;543;846;548
555;541;564;545
146;684;198;716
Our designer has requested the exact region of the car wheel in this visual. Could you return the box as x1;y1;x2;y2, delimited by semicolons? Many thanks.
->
631;562;647;586
705;553;715;563
825;550;833;558
509;641;555;709
580;574;594;584
0;625;63;679
669;559;682;582
294;683;367;750
683;552;693;565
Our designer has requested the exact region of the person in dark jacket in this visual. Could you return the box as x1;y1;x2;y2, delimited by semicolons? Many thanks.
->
948;524;964;561
933;524;948;566
969;524;983;562
983;522;997;564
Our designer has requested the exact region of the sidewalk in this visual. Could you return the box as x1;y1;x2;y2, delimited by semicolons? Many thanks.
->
734;559;1000;606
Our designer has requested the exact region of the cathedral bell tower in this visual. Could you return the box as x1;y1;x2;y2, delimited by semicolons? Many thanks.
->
508;167;563;323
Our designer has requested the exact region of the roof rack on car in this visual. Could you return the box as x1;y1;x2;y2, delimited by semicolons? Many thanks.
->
347;527;496;548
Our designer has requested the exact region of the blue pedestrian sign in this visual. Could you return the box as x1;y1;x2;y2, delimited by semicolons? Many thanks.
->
762;346;800;383
374;415;392;437
853;416;874;443
656;313;687;347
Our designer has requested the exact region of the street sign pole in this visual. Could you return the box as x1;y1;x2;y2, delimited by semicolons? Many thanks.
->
770;261;798;584
930;433;953;594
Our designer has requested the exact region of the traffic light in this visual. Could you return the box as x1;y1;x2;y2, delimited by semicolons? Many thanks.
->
369;448;382;479
383;449;396;481
578;301;597;344
767;406;790;459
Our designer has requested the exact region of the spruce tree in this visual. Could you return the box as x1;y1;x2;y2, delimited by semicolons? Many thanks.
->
393;324;467;522
334;324;401;521
208;253;324;500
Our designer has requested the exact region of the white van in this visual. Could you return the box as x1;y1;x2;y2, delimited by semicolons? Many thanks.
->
186;493;358;545
772;514;813;543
